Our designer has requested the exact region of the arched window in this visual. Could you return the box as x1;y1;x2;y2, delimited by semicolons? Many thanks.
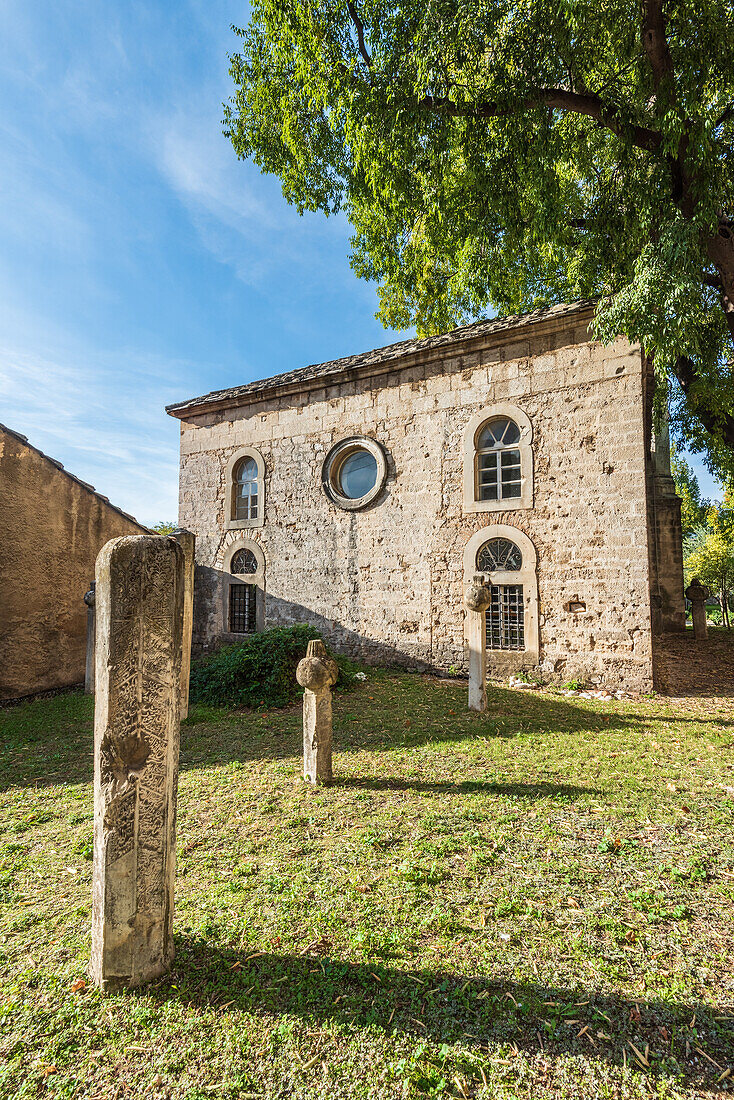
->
233;457;259;521
220;540;266;635
230;548;258;575
226;447;265;530
476;537;522;572
462;405;533;514
476;536;525;651
476;418;521;502
464;526;539;667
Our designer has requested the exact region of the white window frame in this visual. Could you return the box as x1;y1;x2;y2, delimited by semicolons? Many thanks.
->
462;404;533;514
463;525;539;671
220;537;266;635
225;447;265;531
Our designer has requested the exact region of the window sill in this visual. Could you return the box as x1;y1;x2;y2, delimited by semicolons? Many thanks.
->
462;495;533;514
225;516;264;531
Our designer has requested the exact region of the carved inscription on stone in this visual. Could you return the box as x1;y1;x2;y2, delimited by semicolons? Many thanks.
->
90;534;184;991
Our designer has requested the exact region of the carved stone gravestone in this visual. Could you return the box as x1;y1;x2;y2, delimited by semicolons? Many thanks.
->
172;529;195;721
90;534;184;991
83;581;96;695
685;578;710;641
465;574;492;712
296;639;338;784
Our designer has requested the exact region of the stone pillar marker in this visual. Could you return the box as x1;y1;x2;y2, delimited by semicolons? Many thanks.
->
685;578;710;640
465;574;492;712
90;534;184;991
83;581;96;695
172;529;195;721
296;639;338;784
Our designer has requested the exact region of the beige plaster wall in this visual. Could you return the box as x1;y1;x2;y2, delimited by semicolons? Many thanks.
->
178;315;658;691
0;429;147;700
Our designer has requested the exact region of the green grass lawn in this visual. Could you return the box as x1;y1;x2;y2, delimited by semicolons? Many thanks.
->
1;671;733;1098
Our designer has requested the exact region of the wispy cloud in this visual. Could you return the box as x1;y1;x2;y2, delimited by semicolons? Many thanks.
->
0;340;193;525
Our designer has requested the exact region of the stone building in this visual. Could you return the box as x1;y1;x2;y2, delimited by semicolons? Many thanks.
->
167;301;684;692
0;424;147;700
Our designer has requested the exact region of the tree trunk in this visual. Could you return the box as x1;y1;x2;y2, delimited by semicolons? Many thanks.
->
706;219;734;342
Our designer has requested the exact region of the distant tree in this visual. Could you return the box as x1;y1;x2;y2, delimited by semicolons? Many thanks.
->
226;0;734;480
685;528;734;628
151;521;177;536
671;448;709;539
684;481;734;626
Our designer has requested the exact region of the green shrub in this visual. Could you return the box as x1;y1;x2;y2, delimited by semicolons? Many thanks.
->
189;626;356;709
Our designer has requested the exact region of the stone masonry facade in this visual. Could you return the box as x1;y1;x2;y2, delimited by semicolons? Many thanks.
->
168;302;685;692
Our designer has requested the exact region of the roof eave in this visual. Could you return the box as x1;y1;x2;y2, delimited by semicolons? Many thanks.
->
165;300;598;421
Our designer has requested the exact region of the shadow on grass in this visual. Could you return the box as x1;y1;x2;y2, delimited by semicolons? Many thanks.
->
0;676;726;792
332;778;600;798
152;937;732;1093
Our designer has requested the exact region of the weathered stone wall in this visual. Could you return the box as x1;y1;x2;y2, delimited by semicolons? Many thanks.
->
0;426;147;700
176;309;660;691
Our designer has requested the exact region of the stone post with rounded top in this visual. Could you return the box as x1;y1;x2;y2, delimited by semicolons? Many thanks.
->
296;639;338;784
685;578;710;640
90;534;184;991
465;574;492;712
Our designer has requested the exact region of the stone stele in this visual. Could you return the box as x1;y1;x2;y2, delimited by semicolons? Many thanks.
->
296;639;338;784
685;578;710;641
465;574;492;712
90;534;184;991
172;529;195;720
83;581;96;695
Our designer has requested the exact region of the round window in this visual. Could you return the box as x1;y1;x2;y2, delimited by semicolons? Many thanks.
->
322;437;388;510
337;449;378;499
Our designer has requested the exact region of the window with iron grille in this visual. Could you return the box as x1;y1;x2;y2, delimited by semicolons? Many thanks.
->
476;417;522;501
476;537;522;572
229;583;257;633
230;548;258;575
486;584;525;651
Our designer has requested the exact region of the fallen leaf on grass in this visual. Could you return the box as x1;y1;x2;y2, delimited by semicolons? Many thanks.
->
628;1040;650;1068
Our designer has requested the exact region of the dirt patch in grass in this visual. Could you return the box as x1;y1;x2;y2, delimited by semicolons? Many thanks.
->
0;671;733;1098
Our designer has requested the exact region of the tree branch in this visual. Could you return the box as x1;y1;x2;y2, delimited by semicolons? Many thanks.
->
703;272;723;290
346;2;372;69
674;356;734;449
641;0;675;95
416;88;662;153
715;104;734;128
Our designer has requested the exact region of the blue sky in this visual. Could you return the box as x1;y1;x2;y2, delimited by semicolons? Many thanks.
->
0;0;720;526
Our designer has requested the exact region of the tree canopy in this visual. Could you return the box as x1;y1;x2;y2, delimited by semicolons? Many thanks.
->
225;0;734;477
671;446;709;539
